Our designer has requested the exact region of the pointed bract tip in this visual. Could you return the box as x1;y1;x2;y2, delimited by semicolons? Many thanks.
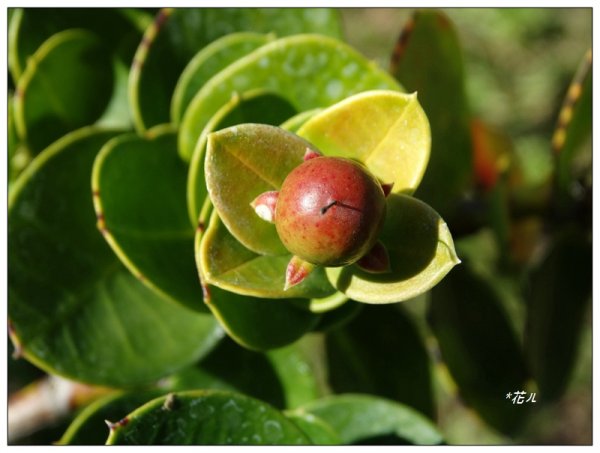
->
285;256;316;290
303;148;322;161
381;182;394;197
250;191;279;223
356;241;391;274
105;420;116;431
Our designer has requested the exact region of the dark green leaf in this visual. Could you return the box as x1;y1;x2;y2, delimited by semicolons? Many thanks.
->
525;228;592;401
171;32;274;123
326;194;460;303
130;8;342;132
326;305;435;419
311;300;363;332
391;10;473;216
8;128;222;386
187;90;297;226
428;263;530;434
106;390;311;445
92;126;205;311
179;34;401;160
298;394;443;445
8;8;146;81
171;337;286;409
14;30;114;154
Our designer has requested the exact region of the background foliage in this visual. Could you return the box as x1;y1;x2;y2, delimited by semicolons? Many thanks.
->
7;7;591;445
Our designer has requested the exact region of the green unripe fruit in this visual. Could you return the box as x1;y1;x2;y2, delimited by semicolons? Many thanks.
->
275;156;386;266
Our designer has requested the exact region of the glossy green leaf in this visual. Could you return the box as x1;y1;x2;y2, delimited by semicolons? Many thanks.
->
59;391;163;445
188;91;297;226
298;394;443;445
326;194;460;304
171;337;286;409
525;228;592;401
92;126;205;312
391;10;473;215
298;90;430;195
13;30;114;154
130;8;342;132
180;34;402;160
8;7;146;81
171;32;274;123
205;123;315;255
326;305;435;418
428;264;530;435
195;202;321;351
554;49;592;195
285;412;340;445
199;210;335;299
267;334;329;409
94;57;133;129
8;128;222;386
106;390;311;445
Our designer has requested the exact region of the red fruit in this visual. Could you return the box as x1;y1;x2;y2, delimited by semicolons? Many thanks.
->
275;156;386;266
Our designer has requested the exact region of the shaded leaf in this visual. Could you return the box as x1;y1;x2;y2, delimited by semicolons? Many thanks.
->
8;128;222;386
298;394;443;445
13;29;114;154
311;300;363;332
391;10;473;216
180;33;401;160
326;194;460;303
428;263;530;435
92;126;205;311
525;228;592;401
205;123;314;255
8;7;146;81
199;210;335;299
298;90;430;195
171;32;274;123
187;91;297;226
131;8;342;132
326;305;435;419
106;390;311;445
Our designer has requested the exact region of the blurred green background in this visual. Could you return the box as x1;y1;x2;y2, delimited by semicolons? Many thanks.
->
343;8;592;445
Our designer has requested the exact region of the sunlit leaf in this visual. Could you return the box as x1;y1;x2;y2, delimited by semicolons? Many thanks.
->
187;91;296;226
171;32;274;123
179;34;401;160
298;90;430;195
130;8;342;132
